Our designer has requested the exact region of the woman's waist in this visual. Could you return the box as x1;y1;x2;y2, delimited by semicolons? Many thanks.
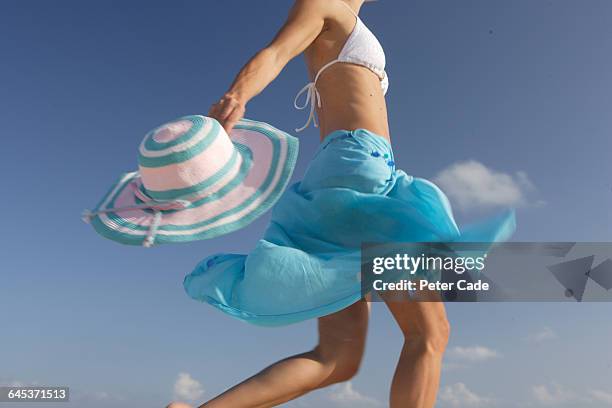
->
315;72;389;139
318;109;390;142
317;103;389;141
319;121;389;143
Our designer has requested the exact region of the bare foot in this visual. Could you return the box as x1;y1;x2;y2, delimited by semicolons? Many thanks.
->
166;403;193;408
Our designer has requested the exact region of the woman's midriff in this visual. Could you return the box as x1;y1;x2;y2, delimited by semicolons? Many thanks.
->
313;63;390;143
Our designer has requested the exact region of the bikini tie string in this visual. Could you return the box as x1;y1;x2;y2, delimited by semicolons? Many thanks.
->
82;185;191;247
293;81;321;132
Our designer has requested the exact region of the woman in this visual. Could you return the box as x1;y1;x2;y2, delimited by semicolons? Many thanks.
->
169;0;514;407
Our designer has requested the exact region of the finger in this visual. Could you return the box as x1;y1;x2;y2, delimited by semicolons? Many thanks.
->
223;107;244;135
209;102;223;118
223;116;238;135
219;98;237;121
212;103;230;124
224;118;239;135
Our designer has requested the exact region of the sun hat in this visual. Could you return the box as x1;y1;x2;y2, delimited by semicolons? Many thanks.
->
82;115;299;247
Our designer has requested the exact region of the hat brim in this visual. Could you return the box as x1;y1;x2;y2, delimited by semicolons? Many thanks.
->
88;118;299;246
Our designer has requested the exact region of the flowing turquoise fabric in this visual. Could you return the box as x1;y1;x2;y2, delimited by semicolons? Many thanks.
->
184;129;516;326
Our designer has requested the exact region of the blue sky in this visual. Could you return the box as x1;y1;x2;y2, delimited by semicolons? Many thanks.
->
1;0;611;407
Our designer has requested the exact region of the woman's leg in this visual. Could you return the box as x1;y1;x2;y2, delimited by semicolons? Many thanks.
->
168;300;370;408
381;290;450;408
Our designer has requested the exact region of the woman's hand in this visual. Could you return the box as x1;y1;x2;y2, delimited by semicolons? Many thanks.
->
208;93;246;134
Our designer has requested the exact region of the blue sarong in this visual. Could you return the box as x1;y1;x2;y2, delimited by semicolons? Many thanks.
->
184;129;516;326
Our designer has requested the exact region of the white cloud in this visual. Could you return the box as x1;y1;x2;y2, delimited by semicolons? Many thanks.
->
328;382;381;406
530;384;612;406
173;372;205;402
532;383;580;405
447;345;501;362
91;391;111;400
6;381;25;387
434;160;542;211
439;382;495;407
0;379;39;387
589;389;612;405
526;327;558;343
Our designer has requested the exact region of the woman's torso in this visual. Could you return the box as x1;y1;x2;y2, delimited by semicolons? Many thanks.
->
303;1;390;141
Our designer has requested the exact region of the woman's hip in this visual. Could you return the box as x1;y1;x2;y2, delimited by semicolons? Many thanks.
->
300;128;397;195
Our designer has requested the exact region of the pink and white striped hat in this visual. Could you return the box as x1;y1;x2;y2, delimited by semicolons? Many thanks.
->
83;115;299;247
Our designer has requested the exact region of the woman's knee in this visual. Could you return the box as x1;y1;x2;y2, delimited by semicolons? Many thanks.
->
404;316;451;354
313;344;363;384
331;361;361;383
385;297;451;355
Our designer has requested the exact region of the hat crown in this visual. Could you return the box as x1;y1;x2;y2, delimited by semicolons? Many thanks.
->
137;116;239;201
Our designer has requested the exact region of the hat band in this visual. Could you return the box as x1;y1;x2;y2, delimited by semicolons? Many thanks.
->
82;183;193;247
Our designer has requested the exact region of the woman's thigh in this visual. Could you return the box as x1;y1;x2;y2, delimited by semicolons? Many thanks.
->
317;299;370;358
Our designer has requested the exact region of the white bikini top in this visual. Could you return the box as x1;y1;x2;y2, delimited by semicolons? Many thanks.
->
294;1;389;132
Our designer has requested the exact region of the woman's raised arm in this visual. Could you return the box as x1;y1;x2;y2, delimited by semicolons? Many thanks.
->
209;0;328;133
